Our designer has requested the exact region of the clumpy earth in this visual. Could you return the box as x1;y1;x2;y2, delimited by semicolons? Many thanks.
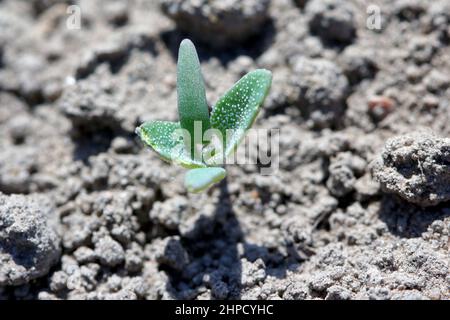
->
372;132;450;207
0;194;60;286
0;0;448;300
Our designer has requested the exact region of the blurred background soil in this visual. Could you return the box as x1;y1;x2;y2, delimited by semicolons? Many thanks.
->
0;0;448;300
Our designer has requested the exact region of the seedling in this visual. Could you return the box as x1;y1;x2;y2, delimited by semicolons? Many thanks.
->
136;39;272;193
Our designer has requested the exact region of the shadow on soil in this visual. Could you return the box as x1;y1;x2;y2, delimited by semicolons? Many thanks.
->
160;19;276;67
377;195;450;238
165;177;305;299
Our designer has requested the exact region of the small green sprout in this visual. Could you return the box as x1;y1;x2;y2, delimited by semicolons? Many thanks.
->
136;39;272;193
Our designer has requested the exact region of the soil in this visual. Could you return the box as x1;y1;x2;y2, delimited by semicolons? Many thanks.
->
0;0;449;300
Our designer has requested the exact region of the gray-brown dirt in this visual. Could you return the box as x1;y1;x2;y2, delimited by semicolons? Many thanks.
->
0;0;448;300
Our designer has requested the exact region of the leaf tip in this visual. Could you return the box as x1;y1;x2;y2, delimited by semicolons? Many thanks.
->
180;38;194;48
179;39;197;58
184;167;227;193
255;68;273;82
135;125;142;138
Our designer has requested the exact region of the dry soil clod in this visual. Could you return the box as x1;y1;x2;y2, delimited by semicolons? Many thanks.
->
372;132;450;207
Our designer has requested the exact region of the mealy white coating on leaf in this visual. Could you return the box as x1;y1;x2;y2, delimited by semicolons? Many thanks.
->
210;69;272;156
136;120;206;168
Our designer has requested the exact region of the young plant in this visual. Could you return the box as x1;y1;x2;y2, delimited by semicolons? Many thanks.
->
136;39;272;193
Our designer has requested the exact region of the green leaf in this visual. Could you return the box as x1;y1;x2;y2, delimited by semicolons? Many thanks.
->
136;121;206;168
184;167;227;193
208;69;272;161
177;39;211;158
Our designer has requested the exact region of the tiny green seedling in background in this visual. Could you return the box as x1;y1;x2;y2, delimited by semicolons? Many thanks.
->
136;39;272;193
